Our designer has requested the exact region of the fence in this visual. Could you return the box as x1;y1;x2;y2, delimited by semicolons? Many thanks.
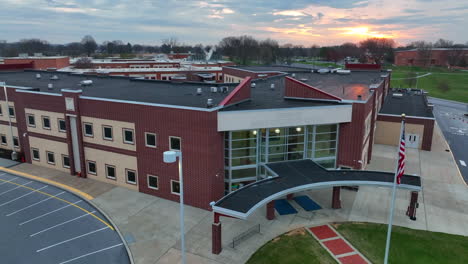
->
231;224;261;248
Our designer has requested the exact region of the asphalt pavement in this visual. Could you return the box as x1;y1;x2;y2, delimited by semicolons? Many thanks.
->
428;97;468;184
0;172;130;264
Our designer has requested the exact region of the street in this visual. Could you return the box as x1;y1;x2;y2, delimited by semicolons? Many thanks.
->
428;97;468;184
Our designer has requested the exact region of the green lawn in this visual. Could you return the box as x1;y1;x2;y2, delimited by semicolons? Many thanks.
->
335;222;468;264
246;229;336;264
388;66;468;103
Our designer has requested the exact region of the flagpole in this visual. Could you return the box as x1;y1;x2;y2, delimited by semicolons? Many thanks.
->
384;113;405;264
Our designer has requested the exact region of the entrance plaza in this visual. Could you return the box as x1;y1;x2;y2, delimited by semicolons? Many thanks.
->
2;124;467;264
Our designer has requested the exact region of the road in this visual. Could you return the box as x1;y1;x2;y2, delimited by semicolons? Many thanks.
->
429;97;468;184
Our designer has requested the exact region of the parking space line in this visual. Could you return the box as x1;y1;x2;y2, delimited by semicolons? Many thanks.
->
6;191;65;216
58;243;124;264
0;176;18;186
0;178;114;231
30;210;97;237
19;200;83;226
36;227;109;252
0;181;33;195
0;185;48;207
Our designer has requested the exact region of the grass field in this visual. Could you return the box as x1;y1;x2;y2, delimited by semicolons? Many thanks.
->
246;229;335;264
388;66;468;103
336;222;468;264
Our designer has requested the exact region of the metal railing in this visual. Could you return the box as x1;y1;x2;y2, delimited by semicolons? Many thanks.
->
231;224;261;248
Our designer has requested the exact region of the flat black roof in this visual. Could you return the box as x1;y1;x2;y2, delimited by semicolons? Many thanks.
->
214;160;421;216
229;66;310;73
0;70;235;108
380;90;434;118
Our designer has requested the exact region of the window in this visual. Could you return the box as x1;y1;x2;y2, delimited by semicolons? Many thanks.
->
31;148;40;161
169;136;181;151
145;132;157;148
46;151;55;165
42;116;51;130
102;126;113;141
0;134;6;145
8;106;15;118
147;175;158;190
126;169;137;185
84;123;93;137
171;180;180;194
87;161;97;175
62;155;70;168
123;129;134;144
27;114;35;127
13;137;19;147
58;119;66;132
106;164;116;179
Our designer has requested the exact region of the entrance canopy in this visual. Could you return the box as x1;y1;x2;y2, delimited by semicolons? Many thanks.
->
212;160;421;219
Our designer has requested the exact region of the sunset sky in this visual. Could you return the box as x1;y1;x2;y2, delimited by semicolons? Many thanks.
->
1;0;467;46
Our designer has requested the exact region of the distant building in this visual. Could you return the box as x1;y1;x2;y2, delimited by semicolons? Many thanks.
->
395;48;468;67
3;56;70;70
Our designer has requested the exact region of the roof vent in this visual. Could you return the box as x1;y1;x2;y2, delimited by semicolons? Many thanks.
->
80;80;93;86
50;75;59;80
292;73;296;77
220;86;229;93
337;69;351;75
196;88;202;95
251;83;256;88
47;83;53;90
357;95;362;100
207;98;214;108
210;86;217;93
393;93;403;98
299;78;308;82
36;73;41;79
270;83;275;90
318;69;329;74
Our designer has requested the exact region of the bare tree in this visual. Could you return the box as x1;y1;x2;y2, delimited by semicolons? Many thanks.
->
413;41;433;67
447;49;465;66
433;39;454;48
81;35;97;57
359;38;396;64
74;57;94;69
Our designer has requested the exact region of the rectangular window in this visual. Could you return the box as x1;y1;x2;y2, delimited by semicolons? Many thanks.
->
0;134;6;145
147;175;158;190
46;151;55;165
62;155;70;168
123;128;134;144
8;106;15;118
102;126;113;141
87;161;97;175
27;114;35;127
145;132;157;148
171;180;180;195
84;123;93;137
31;148;40;161
126;169;137;185
106;165;116;179
42;116;51;130
13;137;19;147
169;136;181;151
58;119;66;132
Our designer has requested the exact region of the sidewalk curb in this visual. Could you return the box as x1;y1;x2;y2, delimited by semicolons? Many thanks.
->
428;97;468;106
0;166;135;264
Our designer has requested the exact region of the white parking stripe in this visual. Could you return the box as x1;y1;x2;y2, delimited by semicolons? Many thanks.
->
0;177;18;187
6;191;65;216
0;181;33;195
19;200;82;225
0;185;48;207
30;210;97;237
460;160;466;167
58;243;124;264
36;227;109;252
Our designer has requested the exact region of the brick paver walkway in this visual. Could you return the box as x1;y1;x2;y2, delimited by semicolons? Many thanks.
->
307;224;371;264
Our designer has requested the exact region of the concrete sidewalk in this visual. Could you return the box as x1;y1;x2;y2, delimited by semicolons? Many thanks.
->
4;122;467;264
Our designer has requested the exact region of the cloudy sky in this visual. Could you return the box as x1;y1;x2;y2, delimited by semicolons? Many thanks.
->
1;0;467;46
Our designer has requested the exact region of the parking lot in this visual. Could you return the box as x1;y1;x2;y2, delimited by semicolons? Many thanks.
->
0;172;130;264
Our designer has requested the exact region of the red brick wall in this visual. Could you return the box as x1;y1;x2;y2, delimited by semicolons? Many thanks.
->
395;49;468;67
4;57;70;70
284;77;342;101
345;63;381;70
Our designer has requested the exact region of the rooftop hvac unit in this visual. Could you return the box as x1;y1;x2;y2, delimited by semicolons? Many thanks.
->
270;83;275;90
36;73;41;79
220;86;229;93
50;75;59;80
299;78;308;82
47;83;53;90
197;88;202;95
336;70;351;75
210;86;217;93
80;80;93;86
393;93;403;97
207;98;214;108
318;69;329;74
251;83;256;88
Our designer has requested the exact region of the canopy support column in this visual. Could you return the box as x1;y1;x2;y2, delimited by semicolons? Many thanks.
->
212;213;222;254
266;201;275;220
332;187;342;209
406;191;419;221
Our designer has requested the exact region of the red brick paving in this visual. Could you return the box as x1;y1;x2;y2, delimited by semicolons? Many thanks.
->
309;225;338;240
323;238;354;255
338;254;368;264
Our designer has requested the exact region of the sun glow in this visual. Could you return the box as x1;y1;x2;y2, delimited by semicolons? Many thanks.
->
339;26;393;38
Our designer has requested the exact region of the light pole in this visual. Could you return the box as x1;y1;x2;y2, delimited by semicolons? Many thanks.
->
163;150;185;264
1;82;17;160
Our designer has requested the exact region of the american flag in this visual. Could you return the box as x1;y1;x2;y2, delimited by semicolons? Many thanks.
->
396;125;406;184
